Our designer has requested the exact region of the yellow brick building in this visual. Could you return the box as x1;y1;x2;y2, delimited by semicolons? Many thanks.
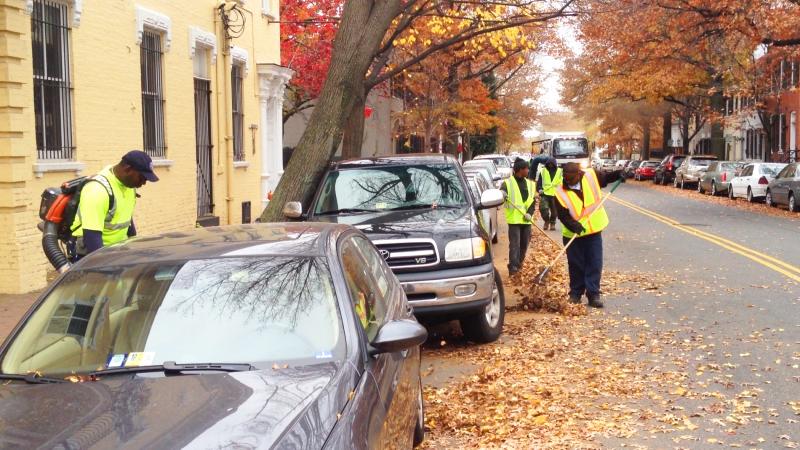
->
0;0;292;294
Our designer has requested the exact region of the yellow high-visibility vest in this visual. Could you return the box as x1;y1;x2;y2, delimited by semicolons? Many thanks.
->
539;167;563;196
504;177;535;225
553;169;609;238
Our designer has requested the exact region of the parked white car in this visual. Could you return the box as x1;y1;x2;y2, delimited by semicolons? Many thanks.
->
463;160;503;188
464;171;499;244
474;154;513;179
729;162;787;202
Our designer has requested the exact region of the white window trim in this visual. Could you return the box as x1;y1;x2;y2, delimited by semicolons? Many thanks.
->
262;0;277;20
233;161;250;169
151;158;174;168
26;0;82;27
33;161;86;178
189;26;217;64
230;45;249;76
136;5;171;51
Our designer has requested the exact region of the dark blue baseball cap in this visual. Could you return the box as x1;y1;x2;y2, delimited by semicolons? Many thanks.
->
121;150;159;182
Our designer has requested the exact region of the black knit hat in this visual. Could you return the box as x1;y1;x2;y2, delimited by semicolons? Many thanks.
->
513;158;528;172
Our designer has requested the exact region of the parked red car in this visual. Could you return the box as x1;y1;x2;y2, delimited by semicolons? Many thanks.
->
634;161;659;180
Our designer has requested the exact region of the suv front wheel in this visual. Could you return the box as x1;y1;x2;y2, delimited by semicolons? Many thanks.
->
460;268;505;343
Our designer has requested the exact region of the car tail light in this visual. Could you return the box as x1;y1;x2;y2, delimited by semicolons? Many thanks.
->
721;172;727;182
666;163;673;171
758;176;769;185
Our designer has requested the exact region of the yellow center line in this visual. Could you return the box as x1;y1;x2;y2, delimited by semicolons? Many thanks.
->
608;196;800;284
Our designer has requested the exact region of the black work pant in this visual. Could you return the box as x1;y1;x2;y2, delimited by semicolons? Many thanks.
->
539;195;556;225
563;232;603;299
508;224;531;273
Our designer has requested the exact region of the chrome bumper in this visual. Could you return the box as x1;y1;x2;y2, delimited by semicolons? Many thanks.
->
401;270;494;310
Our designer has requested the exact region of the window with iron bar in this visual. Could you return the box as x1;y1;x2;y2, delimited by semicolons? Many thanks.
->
232;63;245;161
31;0;74;160
140;30;166;157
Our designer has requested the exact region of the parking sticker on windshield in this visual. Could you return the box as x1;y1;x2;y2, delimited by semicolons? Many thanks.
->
375;202;388;210
124;352;155;367
107;354;126;368
315;351;333;359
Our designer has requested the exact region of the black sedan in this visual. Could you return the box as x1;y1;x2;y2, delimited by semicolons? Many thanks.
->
0;223;426;449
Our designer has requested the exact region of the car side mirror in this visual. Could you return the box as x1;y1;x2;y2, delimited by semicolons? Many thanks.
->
283;201;304;219
492;174;502;182
478;189;504;209
369;319;428;356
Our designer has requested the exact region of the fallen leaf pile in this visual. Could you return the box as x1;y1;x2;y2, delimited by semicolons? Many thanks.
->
422;314;658;448
508;227;672;314
633;179;800;220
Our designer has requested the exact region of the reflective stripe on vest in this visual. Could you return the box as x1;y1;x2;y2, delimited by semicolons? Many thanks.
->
504;177;535;224
554;169;609;237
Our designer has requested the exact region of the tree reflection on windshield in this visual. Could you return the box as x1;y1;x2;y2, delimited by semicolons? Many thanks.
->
315;164;467;213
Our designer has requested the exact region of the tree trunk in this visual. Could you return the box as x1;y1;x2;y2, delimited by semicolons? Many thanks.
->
661;111;672;157
640;117;651;160
682;118;690;154
341;89;367;158
710;78;726;159
259;0;403;222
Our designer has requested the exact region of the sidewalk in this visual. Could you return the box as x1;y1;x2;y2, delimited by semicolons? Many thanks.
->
0;291;40;342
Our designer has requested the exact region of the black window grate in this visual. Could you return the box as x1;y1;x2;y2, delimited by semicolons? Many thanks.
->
140;31;166;158
232;64;245;161
31;0;74;160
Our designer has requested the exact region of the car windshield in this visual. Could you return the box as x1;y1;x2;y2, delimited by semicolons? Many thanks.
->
690;159;713;167
483;157;510;168
0;257;343;377
553;139;589;157
761;165;784;176
720;163;737;170
315;163;467;214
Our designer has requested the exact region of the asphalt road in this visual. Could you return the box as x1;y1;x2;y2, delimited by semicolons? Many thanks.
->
601;181;800;448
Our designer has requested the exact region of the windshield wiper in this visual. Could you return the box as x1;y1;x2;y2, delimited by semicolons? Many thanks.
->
89;361;255;377
387;204;462;211
0;372;67;384
316;207;377;216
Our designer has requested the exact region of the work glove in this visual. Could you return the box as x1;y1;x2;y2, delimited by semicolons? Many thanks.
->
523;213;532;222
573;224;586;235
538;189;544;195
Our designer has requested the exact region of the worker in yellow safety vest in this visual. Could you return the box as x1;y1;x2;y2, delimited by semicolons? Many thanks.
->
553;162;623;308
536;157;562;230
500;158;537;276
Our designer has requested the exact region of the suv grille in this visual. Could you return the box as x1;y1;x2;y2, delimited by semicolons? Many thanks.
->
373;239;439;269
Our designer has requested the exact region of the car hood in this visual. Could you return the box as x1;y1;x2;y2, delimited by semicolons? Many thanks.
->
312;206;473;239
0;363;348;449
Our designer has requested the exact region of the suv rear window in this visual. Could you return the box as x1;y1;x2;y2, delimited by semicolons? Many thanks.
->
314;163;468;214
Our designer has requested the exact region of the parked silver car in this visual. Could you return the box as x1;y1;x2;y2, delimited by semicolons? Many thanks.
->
474;154;513;179
766;162;800;212
465;171;499;243
674;155;717;189
463;159;503;188
698;161;738;196
729;163;786;202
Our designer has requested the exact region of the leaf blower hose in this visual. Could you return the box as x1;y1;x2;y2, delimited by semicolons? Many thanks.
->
42;221;70;273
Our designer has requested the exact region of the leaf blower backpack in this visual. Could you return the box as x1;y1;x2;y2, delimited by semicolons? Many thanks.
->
39;175;114;272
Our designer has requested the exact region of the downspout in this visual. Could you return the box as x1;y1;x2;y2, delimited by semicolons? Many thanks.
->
221;35;234;224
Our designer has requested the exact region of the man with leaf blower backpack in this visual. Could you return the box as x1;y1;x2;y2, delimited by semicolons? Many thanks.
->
70;150;159;259
554;162;623;308
41;150;159;272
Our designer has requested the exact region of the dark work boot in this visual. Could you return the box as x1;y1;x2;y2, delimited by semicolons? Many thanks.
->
568;295;581;304
587;294;604;308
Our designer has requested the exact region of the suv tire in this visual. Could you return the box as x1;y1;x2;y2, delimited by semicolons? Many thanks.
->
674;176;680;188
766;190;775;207
746;187;753;203
790;193;797;212
460;268;505;343
711;181;717;196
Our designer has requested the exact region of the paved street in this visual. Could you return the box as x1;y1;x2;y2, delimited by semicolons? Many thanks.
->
423;181;800;448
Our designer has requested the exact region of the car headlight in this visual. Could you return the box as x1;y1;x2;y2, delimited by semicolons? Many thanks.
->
444;237;487;262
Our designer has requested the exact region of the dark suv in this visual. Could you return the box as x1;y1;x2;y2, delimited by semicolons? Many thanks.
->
653;154;686;185
283;154;507;343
